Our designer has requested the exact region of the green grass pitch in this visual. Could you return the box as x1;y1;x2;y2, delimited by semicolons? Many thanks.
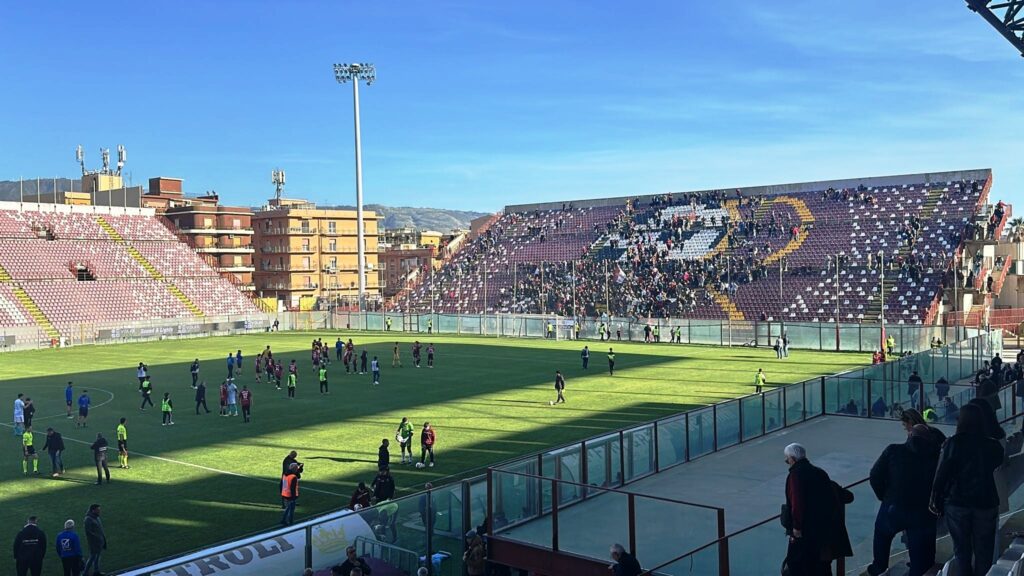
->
0;331;865;573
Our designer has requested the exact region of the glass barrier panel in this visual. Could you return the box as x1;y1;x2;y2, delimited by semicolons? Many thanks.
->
722;518;787;576
804;379;822;418
624;424;655;481
740;395;764;441
860;325;881;355
786;323;819;350
657;415;688;469
765;389;784;432
824;376;841;414
820;324;837;353
468;476;487;534
314;499;421;571
461;315;481;334
432;484;466;576
491;470;541;535
687;408;715;458
585;433;622;489
844;481;898;574
648;542;720;576
633;496;721;569
546;487;628;561
838;325;860;352
715;401;740;449
438;315;458;334
784;385;805;425
831;376;866;417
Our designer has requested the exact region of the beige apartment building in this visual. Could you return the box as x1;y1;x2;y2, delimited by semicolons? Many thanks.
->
252;200;380;309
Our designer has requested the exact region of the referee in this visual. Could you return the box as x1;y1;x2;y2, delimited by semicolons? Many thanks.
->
117;417;130;469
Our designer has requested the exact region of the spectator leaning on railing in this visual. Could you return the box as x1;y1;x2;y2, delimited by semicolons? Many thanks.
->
929;403;1004;576
867;423;942;576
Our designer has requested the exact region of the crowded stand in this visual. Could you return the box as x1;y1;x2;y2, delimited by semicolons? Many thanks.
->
395;176;998;325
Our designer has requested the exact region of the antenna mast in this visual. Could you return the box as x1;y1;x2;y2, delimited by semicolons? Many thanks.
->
272;168;286;201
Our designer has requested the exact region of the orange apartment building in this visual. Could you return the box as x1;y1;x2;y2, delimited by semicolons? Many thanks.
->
252;200;380;309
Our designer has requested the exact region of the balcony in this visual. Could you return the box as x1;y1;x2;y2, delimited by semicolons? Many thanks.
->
180;227;254;235
216;264;256;273
259;227;319;236
258;263;316;272
259;245;314;254
197;246;255;254
257;282;319;291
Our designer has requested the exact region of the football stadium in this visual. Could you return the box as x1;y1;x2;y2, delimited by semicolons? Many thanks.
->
4;3;1024;576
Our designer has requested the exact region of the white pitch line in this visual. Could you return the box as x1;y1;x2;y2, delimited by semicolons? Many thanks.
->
3;388;345;498
25;387;117;423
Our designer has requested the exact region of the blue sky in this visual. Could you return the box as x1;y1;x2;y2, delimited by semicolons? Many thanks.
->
0;1;1021;212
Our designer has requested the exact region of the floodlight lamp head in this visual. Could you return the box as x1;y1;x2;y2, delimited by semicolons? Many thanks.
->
334;62;375;85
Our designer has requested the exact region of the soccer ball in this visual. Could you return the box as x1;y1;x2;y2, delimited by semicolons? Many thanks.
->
415;462;426;469
549;401;554;406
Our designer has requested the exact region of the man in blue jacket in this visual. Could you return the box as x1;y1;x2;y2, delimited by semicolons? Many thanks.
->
56;519;83;576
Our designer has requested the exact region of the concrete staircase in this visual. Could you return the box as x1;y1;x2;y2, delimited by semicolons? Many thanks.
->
705;199;743;261
0;263;59;339
96;216;204;317
707;286;746;322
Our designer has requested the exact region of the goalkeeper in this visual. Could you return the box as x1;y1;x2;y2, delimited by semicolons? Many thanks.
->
396;417;415;465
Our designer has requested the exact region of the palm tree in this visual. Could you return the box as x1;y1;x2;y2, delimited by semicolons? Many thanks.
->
1008;217;1024;240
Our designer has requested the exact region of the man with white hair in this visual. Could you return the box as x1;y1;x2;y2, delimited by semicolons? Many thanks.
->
782;443;851;575
608;542;642;576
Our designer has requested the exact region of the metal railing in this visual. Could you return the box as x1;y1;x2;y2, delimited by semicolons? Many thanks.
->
328;311;978;353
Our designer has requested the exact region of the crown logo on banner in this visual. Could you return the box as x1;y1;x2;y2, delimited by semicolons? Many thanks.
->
312;524;349;554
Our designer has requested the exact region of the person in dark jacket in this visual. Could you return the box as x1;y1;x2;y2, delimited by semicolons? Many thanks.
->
13;515;46;576
42;428;66;477
867;424;942;576
195;381;209;414
332;545;373;576
371;468;395;502
55;519;83;576
929;403;1005;576
966;398;1006;441
609;543;641;576
783;443;851;575
349;482;371;510
83;504;106;576
377;439;390;471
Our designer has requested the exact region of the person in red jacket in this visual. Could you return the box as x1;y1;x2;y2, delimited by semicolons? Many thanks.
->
420;422;436;468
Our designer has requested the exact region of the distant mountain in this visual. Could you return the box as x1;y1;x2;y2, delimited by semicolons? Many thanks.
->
314;203;489;231
366;204;489;232
0;178;78;199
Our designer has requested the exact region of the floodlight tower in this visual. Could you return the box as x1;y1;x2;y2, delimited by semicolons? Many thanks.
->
333;62;376;309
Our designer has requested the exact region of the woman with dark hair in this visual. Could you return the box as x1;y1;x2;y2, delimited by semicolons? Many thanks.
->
901;409;947;446
929;403;1004;576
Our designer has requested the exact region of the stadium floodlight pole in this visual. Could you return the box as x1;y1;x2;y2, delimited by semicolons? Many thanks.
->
333;62;376;311
834;254;841;351
604;260;610;313
727;258;732;346
953;252;959;342
880;251;886;358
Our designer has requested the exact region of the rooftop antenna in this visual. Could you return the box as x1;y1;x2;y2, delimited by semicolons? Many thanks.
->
100;148;111;174
272;168;286;200
76;145;86;176
116;144;127;176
